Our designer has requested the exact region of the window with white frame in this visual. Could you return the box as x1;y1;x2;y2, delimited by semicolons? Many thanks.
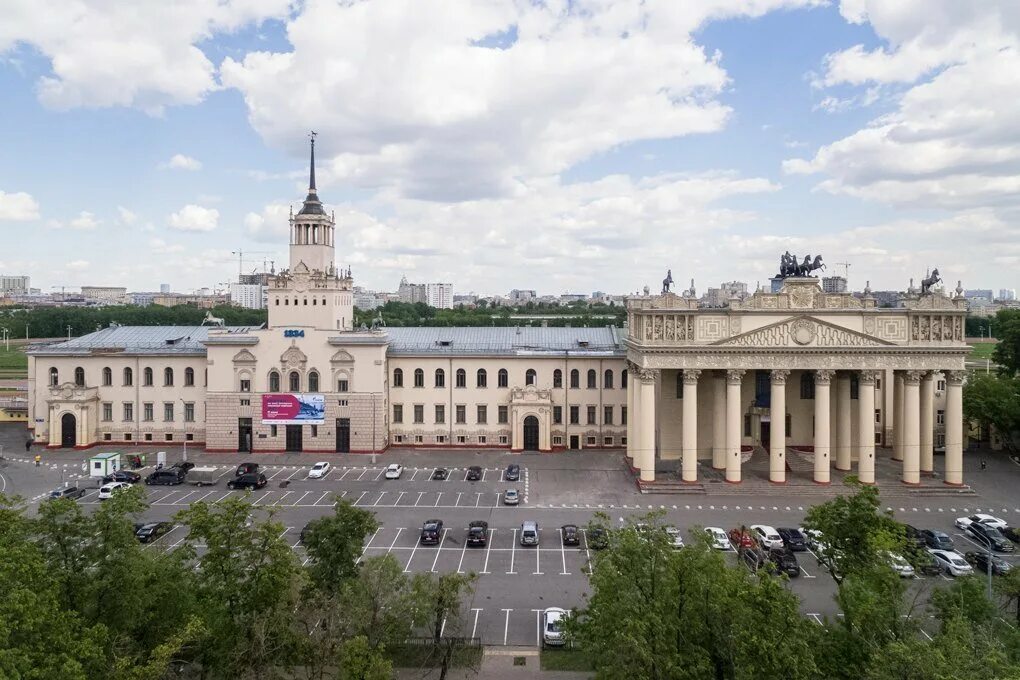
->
936;409;945;425
498;435;508;444
102;402;113;421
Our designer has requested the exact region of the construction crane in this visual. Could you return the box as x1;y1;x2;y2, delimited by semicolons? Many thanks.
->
50;285;78;304
230;250;272;278
834;262;851;281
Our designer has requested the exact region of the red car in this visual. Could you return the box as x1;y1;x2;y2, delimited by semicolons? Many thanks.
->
729;528;755;550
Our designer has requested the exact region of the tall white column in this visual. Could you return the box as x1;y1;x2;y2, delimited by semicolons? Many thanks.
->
625;364;634;464
712;372;726;469
944;371;965;486
725;369;745;484
638;370;657;483
681;369;700;483
835;373;852;471
920;372;935;475
893;372;904;461
814;370;833;484
902;370;922;485
769;369;789;484
857;370;877;484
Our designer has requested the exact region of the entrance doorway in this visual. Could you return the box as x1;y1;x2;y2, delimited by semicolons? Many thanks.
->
336;418;351;453
60;413;76;448
760;421;771;449
523;415;539;451
285;425;303;452
569;435;580;450
238;418;252;452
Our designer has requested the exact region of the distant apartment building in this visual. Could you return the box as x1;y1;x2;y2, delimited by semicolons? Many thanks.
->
704;281;749;307
229;283;266;310
152;293;228;308
80;286;128;303
353;287;386;311
559;293;587;304
397;276;427;304
426;283;453;309
0;275;30;295
130;292;157;306
509;289;537;303
998;289;1016;301
822;276;848;293
159;283;171;294
453;294;478;305
239;272;272;286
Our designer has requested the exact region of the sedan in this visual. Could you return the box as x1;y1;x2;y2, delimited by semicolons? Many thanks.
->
921;529;955;551
431;468;449;481
308;461;331;479
134;522;172;543
664;526;685;550
98;481;131;500
967;523;1015;553
886;552;916;578
503;489;520;506
955;514;1008;531
49;485;86;500
777;527;808;552
103;470;141;484
751;525;785;550
929;549;974;577
768;548;800;578
466;466;482;481
705;527;731;551
505;464;521;481
965;551;1013;576
542;607;567;647
561;524;580;546
384;463;403;479
420;520;444;545
467;520;489;547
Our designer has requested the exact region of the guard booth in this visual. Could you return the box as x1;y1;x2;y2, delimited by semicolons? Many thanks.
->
88;452;121;479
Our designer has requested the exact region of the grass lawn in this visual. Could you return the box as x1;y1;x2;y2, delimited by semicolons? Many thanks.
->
0;345;28;373
385;642;483;669
540;647;595;672
968;342;998;361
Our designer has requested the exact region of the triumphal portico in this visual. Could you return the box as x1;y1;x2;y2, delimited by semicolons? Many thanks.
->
624;270;969;487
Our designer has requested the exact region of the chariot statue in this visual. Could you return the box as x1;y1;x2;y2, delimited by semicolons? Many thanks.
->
777;252;825;278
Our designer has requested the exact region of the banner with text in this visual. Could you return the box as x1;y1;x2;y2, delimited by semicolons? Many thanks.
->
261;393;325;425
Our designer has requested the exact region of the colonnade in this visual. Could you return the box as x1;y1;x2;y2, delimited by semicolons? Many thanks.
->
625;366;966;486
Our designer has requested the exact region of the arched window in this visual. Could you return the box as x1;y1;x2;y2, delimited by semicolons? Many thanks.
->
269;371;281;392
622;369;628;389
393;368;403;387
123;367;133;386
49;367;58;387
143;367;153;386
435;369;445;388
308;370;320;392
604;369;614;389
587;369;597;389
477;369;487;388
74;367;85;387
800;373;815;400
497;369;508;388
455;369;466;388
570;369;580;389
102;367;112;386
553;369;562;388
525;369;537;386
676;373;684;399
289;371;301;392
184;367;195;386
164;367;174;386
414;368;424;388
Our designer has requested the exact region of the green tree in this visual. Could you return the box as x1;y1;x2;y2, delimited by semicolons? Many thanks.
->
991;308;1020;375
335;636;392;680
410;571;478;680
963;373;1020;453
995;565;1020;626
302;499;379;595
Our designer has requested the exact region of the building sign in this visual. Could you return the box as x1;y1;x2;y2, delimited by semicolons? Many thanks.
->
284;329;305;338
261;393;324;425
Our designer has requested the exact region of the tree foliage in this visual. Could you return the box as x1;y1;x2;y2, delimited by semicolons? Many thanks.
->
991;308;1020;375
352;300;626;329
963;373;1020;453
0;304;267;339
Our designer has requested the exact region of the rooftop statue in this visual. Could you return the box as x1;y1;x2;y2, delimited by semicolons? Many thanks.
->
777;252;825;278
920;268;941;295
661;269;674;294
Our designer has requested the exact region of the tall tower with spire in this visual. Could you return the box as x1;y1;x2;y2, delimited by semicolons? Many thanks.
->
289;133;336;273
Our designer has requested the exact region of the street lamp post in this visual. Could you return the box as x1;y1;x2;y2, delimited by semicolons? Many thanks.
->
180;399;189;463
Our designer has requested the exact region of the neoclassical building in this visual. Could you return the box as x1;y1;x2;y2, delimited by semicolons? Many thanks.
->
25;139;970;485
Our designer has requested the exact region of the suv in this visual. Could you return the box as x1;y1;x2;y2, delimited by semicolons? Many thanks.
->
503;489;519;506
235;462;259;477
134;522;172;543
466;466;482;481
49;485;86;500
561;524;580;546
421;520;444;545
921;529;955;551
968;523;1015;553
467;520;489;547
777;527;807;552
521;521;539;546
769;548;800;577
145;468;186;486
505;464;520;481
227;472;267;490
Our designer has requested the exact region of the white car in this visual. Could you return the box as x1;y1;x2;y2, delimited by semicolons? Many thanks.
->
886;552;915;578
98;481;130;500
929;549;974;577
705;527;730;551
503;489;520;506
955;514;1008;531
750;525;784;550
384;463;403;479
308;461;331;479
664;526;685;549
542;607;567;647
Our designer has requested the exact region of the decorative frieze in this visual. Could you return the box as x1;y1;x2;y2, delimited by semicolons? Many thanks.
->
717;317;889;349
909;314;964;342
639;313;696;343
632;352;967;372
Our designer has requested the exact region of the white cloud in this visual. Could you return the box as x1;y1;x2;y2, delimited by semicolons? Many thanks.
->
165;154;202;171
0;0;290;114
65;259;90;271
221;0;819;201
0;190;40;220
69;211;100;230
168;204;219;232
244;202;292;242
117;206;137;225
149;237;185;254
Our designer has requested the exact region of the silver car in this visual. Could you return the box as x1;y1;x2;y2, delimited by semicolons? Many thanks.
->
503;489;519;505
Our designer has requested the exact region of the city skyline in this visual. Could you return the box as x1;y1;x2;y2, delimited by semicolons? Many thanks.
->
2;1;1018;294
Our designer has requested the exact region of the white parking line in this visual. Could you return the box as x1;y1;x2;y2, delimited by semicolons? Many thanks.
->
430;528;449;572
285;468;303;481
357;468;369;481
372;492;386;506
252;491;273;506
266;468;286;480
143;525;180;550
415;491;425;507
393;491;405;507
482;529;495;574
471;609;482;639
313;491;330;506
508;528;517;574
502;609;512;645
215;467;233;481
387;528;404;554
455;492;462;507
475;492;483;507
533;609;543;647
274;491;294;506
481;469;489;482
582;529;592;571
353;491;368;506
559;528;568;575
291;491;310;506
339;467;354;481
457;535;469;574
403;536;420;573
358;528;381;565
410;468;420;482
435;492;443;507
534;531;542;575
374;468;385;481
212;490;233;504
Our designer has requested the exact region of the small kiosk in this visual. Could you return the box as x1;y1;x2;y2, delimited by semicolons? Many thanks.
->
88;452;121;479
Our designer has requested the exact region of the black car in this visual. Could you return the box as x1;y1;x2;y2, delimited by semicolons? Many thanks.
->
299;521;317;544
965;551;1013;576
236;462;259;477
768;548;801;578
1002;527;1020;544
103;470;141;484
172;461;195;472
902;524;926;549
134;522;172;544
776;527;807;552
466;466;482;481
505;464;521;482
588;526;609;550
227;472;268;490
467;520;489;547
561;524;580;546
49;485;86;500
921;529;955;551
145;468;186;486
431;468;448;481
421;519;444;545
968;523;1015;553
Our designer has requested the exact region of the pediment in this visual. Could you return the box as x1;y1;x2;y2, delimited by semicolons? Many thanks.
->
232;349;257;364
280;344;308;369
904;293;963;311
714;316;893;348
330;349;355;363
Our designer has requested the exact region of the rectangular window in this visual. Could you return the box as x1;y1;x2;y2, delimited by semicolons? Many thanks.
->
499;435;508;445
413;405;424;424
477;405;487;424
394;434;404;444
478;435;487;444
184;402;195;423
586;436;596;445
338;399;348;407
570;406;579;425
186;433;194;442
936;409;945;425
621;436;627;445
622;406;628;425
240;399;250;406
435;404;445;424
456;435;466;444
876;432;883;444
123;403;133;422
553;406;562;424
455;404;466;424
553;435;563;445
103;433;112;441
498;405;508;424
240;379;251;393
144;433;152;442
337;379;349;393
587;406;597;425
393;404;403;424
876;378;882;390
414;435;424;444
163;402;174;422
311;425;318;437
875;409;881;423
270;425;278;437
143;403;153;422
125;433;132;441
165;433;173;442
102;402;113;422
937;380;946;392
603;436;614;446
785;413;791;434
604;405;613;425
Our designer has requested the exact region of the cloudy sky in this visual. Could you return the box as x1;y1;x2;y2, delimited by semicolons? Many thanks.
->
1;0;1017;297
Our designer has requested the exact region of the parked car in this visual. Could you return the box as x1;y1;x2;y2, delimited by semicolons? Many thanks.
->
420;519;444;545
967;522;1015;553
664;526;685;550
308;461;331;479
929;549;973;577
466;466;482;481
751;525;784;550
384;463;403;479
145;468;186;486
235;462;259;477
432;468;449;481
561;524;580;546
777;527;808;552
134;522;172;543
921;529;955;551
705;527;731;550
227;472;267;490
467;520;489;547
171;461;195;472
768;548;801;578
505;464;521;481
503;489;520;506
542;607;567;647
299;522;316;544
964;551;1013;576
1002;526;1020;544
521;521;540;546
886;552;916;578
98;481;131;500
587;526;610;550
49;485;86;500
901;524;925;549
102;470;141;484
741;547;772;573
801;528;823;550
910;550;942;577
729;528;755;550
955;514;1008;531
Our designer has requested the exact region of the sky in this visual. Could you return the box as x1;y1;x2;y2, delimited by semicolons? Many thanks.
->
0;0;1018;297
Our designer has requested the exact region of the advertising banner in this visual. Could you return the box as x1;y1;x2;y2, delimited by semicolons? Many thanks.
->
261;393;325;425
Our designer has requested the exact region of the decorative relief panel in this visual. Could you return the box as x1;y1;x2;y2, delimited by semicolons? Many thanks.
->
909;314;965;342
875;317;907;342
231;349;257;364
716;316;889;348
640;313;695;342
697;316;729;342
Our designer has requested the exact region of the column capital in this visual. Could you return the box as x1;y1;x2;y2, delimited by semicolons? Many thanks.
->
904;370;925;385
858;369;879;386
770;369;790;385
946;370;967;386
921;370;936;383
636;368;658;383
814;369;835;385
726;369;745;385
682;369;702;385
